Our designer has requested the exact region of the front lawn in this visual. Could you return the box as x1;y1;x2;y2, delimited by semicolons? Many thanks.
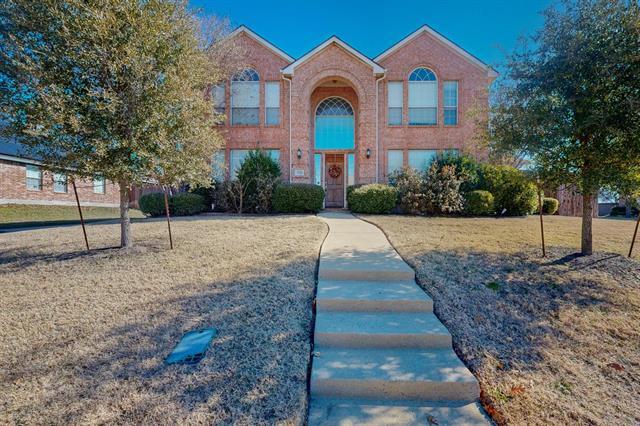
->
0;215;327;424
364;215;639;425
0;204;144;228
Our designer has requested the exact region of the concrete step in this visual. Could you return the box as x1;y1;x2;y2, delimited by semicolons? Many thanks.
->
311;348;479;402
318;248;415;282
315;311;451;348
316;280;433;313
308;398;490;426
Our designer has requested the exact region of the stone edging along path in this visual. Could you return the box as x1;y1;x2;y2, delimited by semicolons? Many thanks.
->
308;211;490;425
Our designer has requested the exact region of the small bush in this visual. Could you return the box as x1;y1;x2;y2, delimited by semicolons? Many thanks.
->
348;184;397;214
237;150;282;213
479;164;538;216
389;167;428;214
171;193;205;216
423;163;464;214
435;153;481;193
273;183;325;213
610;205;639;216
189;185;214;211
465;190;495;215
346;184;365;200
139;193;166;217
542;197;559;215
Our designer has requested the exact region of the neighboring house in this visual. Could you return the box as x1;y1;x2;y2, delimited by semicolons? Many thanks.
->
0;140;120;207
213;25;497;207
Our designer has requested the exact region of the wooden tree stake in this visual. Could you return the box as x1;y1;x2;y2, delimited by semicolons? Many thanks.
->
629;213;639;258
72;177;90;252
538;189;546;257
163;187;173;250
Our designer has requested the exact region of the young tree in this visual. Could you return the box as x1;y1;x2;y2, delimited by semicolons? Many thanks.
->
0;0;241;247
488;0;640;254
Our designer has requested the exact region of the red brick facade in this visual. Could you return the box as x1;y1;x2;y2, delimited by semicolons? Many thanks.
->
0;158;120;207
217;26;496;207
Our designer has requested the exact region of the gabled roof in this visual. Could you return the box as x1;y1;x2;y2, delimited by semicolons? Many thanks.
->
282;36;385;76
227;25;294;63
375;25;498;78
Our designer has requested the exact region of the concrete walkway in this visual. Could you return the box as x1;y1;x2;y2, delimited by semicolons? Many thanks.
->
309;212;489;425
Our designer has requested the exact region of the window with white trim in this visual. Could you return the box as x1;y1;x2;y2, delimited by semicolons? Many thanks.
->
231;68;260;125
26;165;42;191
387;150;403;176
211;151;226;182
387;82;403;125
408;150;437;171
212;84;225;122
408;68;437;125
229;149;280;178
53;172;67;193
443;81;458;125
93;176;105;194
265;82;280;125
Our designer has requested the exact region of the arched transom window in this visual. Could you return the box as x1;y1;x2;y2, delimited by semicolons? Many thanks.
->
231;68;260;125
408;67;437;125
315;97;355;150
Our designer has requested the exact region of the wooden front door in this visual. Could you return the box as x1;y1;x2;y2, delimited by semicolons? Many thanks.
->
325;153;344;208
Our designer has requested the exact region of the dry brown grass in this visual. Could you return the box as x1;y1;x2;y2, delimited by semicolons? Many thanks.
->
0;215;327;425
363;215;640;426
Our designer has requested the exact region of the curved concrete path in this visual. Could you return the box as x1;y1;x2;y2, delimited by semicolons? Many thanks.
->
309;212;489;425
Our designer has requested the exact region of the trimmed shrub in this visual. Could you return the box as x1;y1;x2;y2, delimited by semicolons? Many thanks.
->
423;163;464;214
435;153;481;193
388;167;428;214
346;184;365;201
542;197;559;215
189;185;214;211
171;193;205;216
139;192;166;217
348;184;397;214
273;183;325;213
479;164;538;216
236;150;282;213
465;190;495;215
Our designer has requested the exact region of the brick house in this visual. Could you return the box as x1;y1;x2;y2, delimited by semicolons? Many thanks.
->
213;25;497;207
0;140;120;207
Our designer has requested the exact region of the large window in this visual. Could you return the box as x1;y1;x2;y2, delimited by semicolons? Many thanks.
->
387;81;403;125
212;84;225;122
265;82;280;126
387;150;403;176
93;176;105;194
229;149;280;177
53;172;67;193
211;151;226;182
408;67;437;125
25;165;42;191
315;97;354;150
408;150;437;171
444;81;458;125
231;68;260;125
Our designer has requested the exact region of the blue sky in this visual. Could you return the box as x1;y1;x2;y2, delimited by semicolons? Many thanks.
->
190;0;553;71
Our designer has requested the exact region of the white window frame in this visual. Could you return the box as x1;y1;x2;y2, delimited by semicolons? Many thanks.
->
387;81;403;126
229;149;280;178
212;84;226;122
443;81;458;126
408;149;438;171
231;68;260;126
387;150;404;177
53;172;67;193
408;67;438;126
265;81;280;126
93;176;105;194
26;165;42;191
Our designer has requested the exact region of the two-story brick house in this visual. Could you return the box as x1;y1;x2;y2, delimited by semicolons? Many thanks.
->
213;25;497;208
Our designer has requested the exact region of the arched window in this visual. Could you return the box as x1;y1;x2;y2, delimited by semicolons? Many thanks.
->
315;97;355;150
408;67;437;125
231;68;260;125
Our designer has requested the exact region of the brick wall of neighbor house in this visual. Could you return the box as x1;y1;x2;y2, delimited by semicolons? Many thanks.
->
215;26;494;196
0;159;120;206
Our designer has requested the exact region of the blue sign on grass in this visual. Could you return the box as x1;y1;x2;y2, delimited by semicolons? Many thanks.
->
166;328;217;365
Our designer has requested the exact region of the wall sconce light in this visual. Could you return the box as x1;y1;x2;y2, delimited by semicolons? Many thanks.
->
297;148;302;159
366;148;371;159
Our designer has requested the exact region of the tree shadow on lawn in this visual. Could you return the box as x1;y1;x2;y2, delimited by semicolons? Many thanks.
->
1;259;316;424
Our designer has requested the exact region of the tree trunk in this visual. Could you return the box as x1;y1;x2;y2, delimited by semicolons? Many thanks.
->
119;181;132;248
581;192;593;255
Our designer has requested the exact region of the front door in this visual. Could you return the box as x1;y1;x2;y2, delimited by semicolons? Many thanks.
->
324;153;344;208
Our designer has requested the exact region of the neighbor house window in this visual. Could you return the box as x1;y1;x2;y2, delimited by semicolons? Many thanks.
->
265;81;280;125
387;150;403;177
93;176;105;194
444;81;458;125
231;68;260;125
212;84;225;123
53;172;67;193
25;165;42;191
408;150;437;171
408;67;437;125
230;149;280;178
387;81;403;125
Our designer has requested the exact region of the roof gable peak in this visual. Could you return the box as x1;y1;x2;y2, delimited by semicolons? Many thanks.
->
228;25;294;63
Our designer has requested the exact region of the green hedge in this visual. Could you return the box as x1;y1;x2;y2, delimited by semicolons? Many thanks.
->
347;184;397;214
273;183;325;213
139;192;205;217
464;190;495;215
542;197;559;215
479;165;538;216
